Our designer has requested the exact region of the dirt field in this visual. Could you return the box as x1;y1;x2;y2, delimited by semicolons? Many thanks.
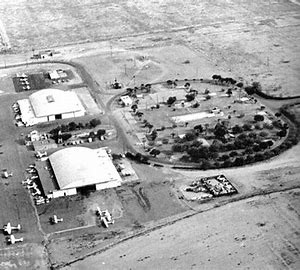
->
63;188;300;270
1;0;300;96
45;177;189;267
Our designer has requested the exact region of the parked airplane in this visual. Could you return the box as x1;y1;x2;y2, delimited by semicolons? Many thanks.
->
49;215;63;224
2;170;13;178
35;151;47;159
96;207;114;228
3;222;21;235
22;178;33;185
7;235;23;244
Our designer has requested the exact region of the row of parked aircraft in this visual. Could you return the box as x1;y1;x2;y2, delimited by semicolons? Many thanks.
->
2;222;23;244
96;207;114;228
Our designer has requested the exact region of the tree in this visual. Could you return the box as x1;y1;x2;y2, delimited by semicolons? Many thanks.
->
277;129;287;138
68;122;77;131
242;123;252;131
236;82;243;88
131;104;138;112
267;140;274;148
229;151;238;157
90;118;101;128
89;131;96;138
214;125;227;139
234;157;244;166
60;133;72;142
184;82;190;89
97;129;106;138
194;124;203;133
192;102;199;108
259;141;269;150
245;86;255;95
185;132;196;141
254;114;264;122
259;131;268;137
212;75;221;80
226;88;233;96
252;82;262;92
185;93;195;102
232;125;243;134
166;80;173;86
149;129;158;141
167;96;176;105
149;148;160;157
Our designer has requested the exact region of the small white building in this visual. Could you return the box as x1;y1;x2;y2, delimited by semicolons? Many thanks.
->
120;95;133;106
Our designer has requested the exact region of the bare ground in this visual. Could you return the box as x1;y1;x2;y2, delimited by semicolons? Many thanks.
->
62;188;300;270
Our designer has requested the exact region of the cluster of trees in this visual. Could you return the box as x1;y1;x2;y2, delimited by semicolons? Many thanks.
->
212;75;237;85
49;118;102;143
49;118;101;135
185;92;196;102
167;96;177;105
244;82;262;95
125;152;150;164
126;84;152;97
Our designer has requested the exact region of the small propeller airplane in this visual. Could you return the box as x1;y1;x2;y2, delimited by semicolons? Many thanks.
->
49;215;63;224
7;235;23;244
3;222;21;235
2;170;13;178
96;207;114;228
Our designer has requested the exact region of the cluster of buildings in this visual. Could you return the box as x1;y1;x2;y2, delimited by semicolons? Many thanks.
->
13;84;125;199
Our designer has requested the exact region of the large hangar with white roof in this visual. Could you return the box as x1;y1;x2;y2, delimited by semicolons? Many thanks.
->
17;88;85;126
40;147;122;198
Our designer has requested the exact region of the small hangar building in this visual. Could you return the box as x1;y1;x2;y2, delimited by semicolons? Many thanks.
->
17;88;85;126
40;147;122;198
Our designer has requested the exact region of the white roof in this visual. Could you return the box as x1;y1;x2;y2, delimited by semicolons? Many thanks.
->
17;99;38;126
49;70;60;80
49;147;122;190
29;89;85;118
120;95;132;105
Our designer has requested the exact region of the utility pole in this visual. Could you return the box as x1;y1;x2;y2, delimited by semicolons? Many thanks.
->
110;42;113;59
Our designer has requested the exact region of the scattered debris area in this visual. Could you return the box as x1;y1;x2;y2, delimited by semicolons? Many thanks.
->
182;174;238;201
